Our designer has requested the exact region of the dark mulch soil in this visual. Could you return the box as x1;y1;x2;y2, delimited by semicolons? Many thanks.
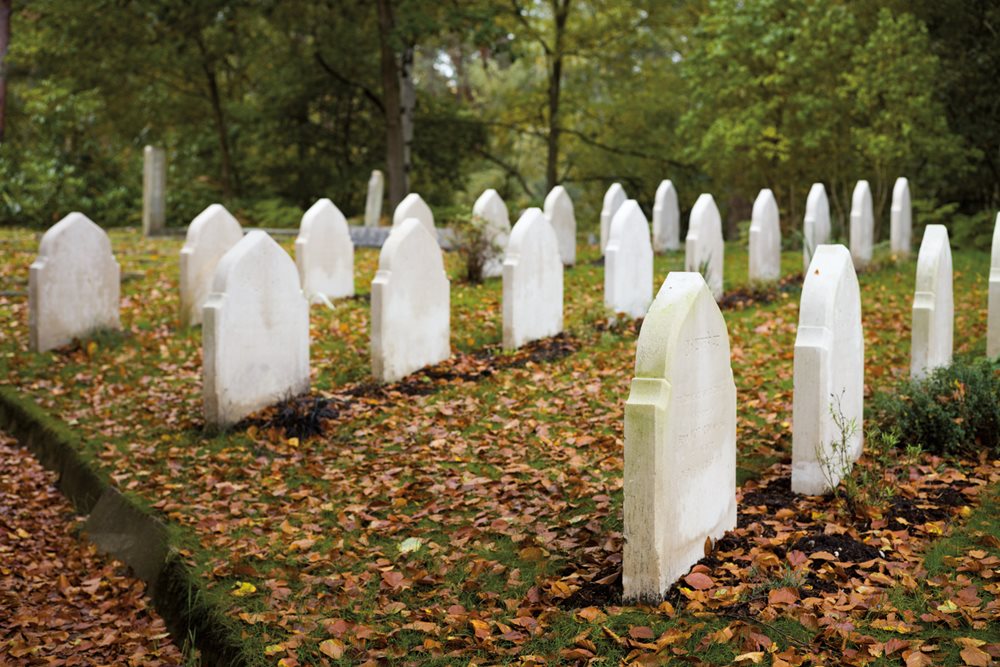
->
559;566;622;608
788;533;882;563
237;395;340;439
740;476;798;513
717;274;803;311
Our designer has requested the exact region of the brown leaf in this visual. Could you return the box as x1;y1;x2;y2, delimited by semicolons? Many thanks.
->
629;626;655;640
684;572;714;590
318;639;344;660
960;646;991;667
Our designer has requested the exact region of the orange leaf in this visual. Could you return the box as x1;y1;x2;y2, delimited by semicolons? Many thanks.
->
318;639;344;660
767;587;798;605
960;647;991;667
470;619;491;639
684;572;714;590
629;626;655;640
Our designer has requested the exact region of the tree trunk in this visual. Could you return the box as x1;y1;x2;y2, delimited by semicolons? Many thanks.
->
196;36;237;199
0;0;11;142
377;0;408;209
399;43;414;194
546;0;571;192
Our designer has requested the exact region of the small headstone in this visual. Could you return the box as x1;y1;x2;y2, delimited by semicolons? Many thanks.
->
364;169;384;227
472;189;511;279
392;193;435;235
623;272;737;603
142;146;166;237
890;177;912;258
295;199;354;304
599;182;627;254
849;180;874;270
179;204;244;327
371;218;450;382
989;214;1000;358
543;185;576;266
685;194;724;300
29;213;121;352
911;225;953;379
792;244;864;495
748;188;781;282
604;200;653;318
803;183;830;272
503;208;563;350
652;180;680;253
203;231;310;427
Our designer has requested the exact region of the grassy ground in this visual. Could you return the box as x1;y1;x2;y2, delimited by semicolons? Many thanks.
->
0;227;997;665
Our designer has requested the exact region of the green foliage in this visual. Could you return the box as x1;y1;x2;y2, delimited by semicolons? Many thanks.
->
448;213;503;284
874;358;1000;457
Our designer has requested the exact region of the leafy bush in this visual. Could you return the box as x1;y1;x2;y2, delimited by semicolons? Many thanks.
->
873;358;1000;457
448;212;504;284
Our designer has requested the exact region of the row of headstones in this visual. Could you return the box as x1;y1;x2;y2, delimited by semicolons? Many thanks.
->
622;221;954;602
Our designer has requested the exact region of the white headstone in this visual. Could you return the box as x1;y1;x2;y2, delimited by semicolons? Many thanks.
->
604;200;653;318
371;218;450;382
849;180;874;270
472;189;512;279
911;225;953;379
803;183;830;272
203;232;309;428
623;272;737;603
989;214;1000;358
599;182;627;253
364;169;384;227
295;199;355;304
749;188;781;282
890;177;912;258
179;204;243;327
543;185;576;266
392;193;435;235
685;194;724;300
502;208;563;350
29;213;121;353
652;180;680;253
142;146;166;237
792;244;864;495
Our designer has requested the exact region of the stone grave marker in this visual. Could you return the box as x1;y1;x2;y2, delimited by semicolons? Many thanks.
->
803;183;830;272
749;188;781;282
503;208;563;350
364;169;384;227
295;198;354;303
179;204;243;327
685;194;724;300
142;146;166;237
653;180;680;253
989;214;1000;358
543;185;576;266
911;225;953;379
472;189;511;279
850;180;874;270
600;182;627;254
392;193;435;235
605;200;653;318
890;177;912;258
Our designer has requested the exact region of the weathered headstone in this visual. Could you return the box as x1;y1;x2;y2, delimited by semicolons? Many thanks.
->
203;231;310;428
371;218;450;382
294;198;354;303
605;200;653;318
849;180;874;270
503;208;563;350
364;169;384;227
911;225;953;379
890;177;912;258
749;188;781;282
685;194;724;300
599;182;627;254
623;272;737;603
179;204;244;327
543;185;576;266
792;244;864;495
142;146;166;237
392;193;435;235
653;180;680;253
472;189;511;279
989;214;1000;358
803;183;830;272
29;213;121;353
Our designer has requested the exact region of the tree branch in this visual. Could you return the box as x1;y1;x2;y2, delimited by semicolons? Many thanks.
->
471;146;535;199
314;50;385;114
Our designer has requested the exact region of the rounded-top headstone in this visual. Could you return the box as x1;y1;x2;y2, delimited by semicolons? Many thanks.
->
749;188;781;282
849;180;874;270
392;193;435;235
911;224;953;379
652;180;680;253
989;213;1000;357
605;199;653;318
503;208;563;350
685;193;724;300
600;182;627;253
179;204;243;326
473;189;512;279
544;185;576;266
295;198;355;303
803;183;830;273
890;177;912;258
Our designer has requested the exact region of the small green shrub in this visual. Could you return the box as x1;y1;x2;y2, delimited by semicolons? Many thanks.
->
449;212;504;283
873;358;1000;457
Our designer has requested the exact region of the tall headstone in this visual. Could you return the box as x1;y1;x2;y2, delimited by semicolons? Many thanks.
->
685;194;724;300
803;183;830;272
652;180;680;253
294;199;354;303
364;169;385;227
472;189;512;279
543;185;576;266
371;218;450;382
502;208;563;350
849;180;874;270
392;193;435;235
600;182;627;254
142;146;166;237
29;213;121;353
623;272;737;603
605;200;653;318
179;204;243;327
911;225;953;379
890;177;912;258
792;245;864;495
989;214;1000;358
748;188;781;282
203;232;309;428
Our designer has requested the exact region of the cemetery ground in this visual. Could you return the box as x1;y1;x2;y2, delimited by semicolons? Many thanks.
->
1;228;999;666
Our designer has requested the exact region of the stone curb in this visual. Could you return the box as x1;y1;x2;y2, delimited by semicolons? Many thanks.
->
0;386;250;667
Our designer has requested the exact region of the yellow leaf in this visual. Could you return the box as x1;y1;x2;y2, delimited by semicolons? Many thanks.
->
264;644;285;656
319;638;345;659
231;581;257;597
937;599;959;613
287;437;300;448
734;652;765;664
